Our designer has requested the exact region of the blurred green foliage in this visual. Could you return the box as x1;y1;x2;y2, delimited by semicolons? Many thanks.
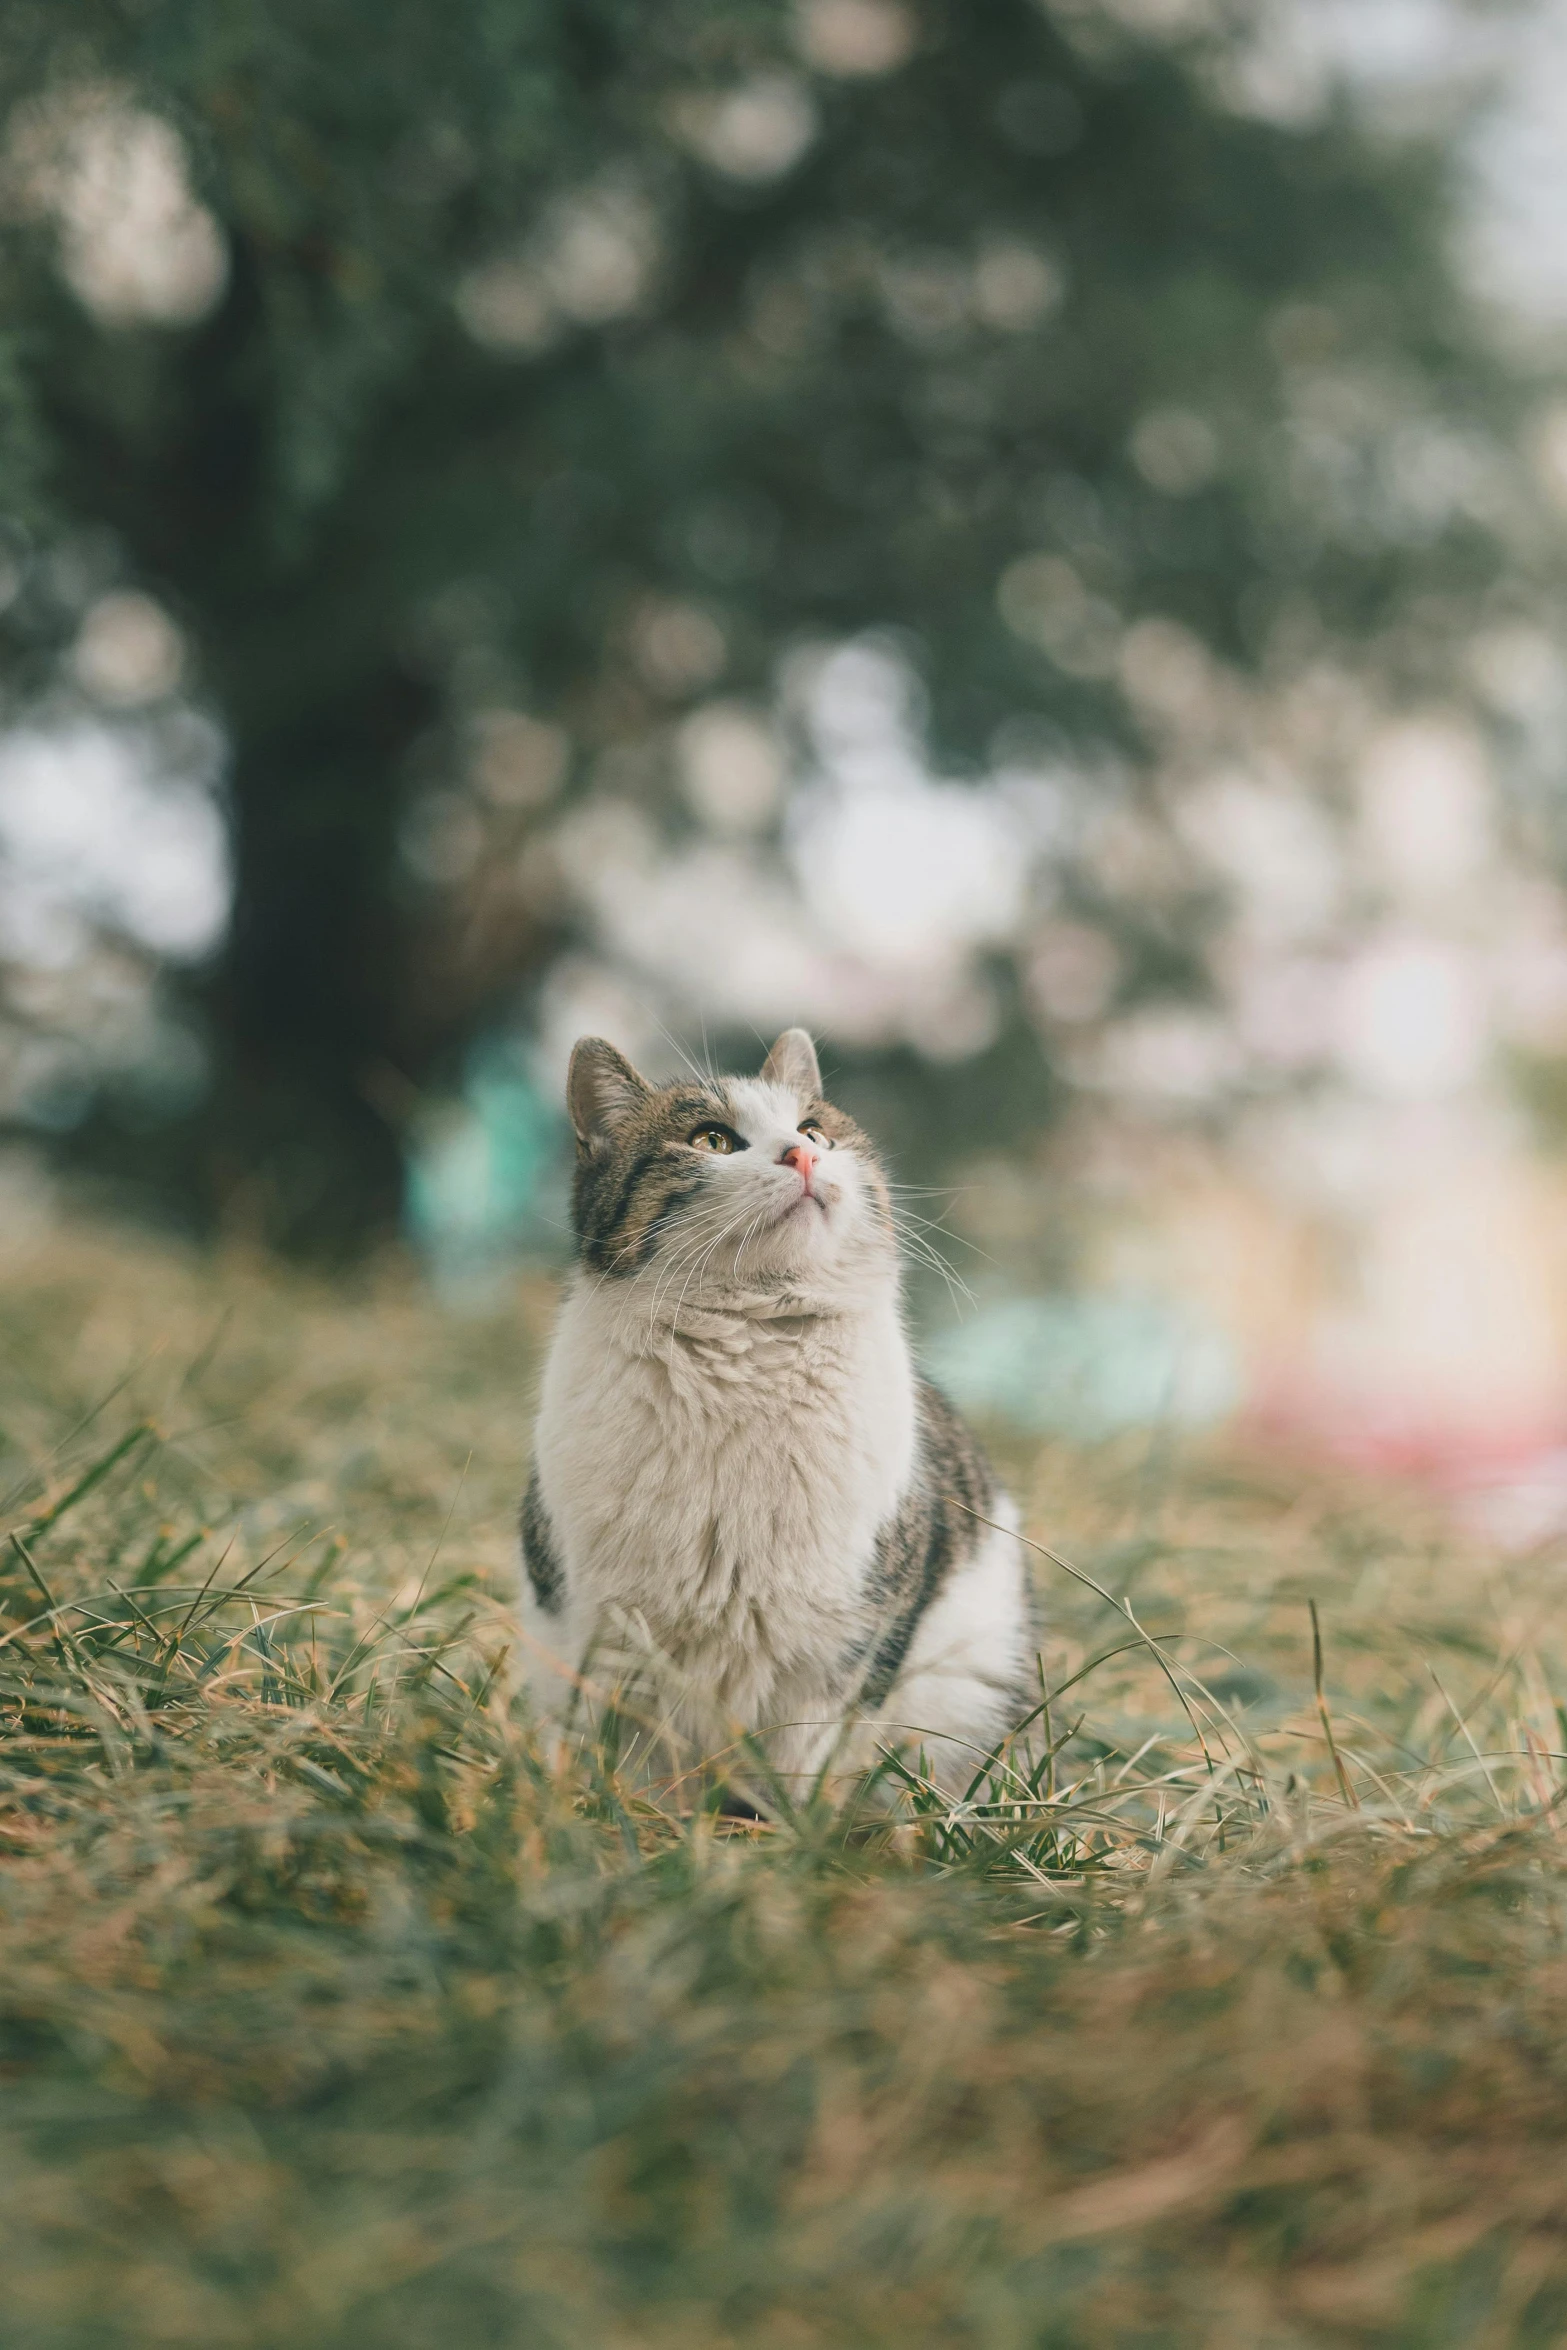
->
0;0;1516;1247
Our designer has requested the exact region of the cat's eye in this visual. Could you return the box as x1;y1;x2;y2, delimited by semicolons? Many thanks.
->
689;1124;744;1154
800;1120;835;1149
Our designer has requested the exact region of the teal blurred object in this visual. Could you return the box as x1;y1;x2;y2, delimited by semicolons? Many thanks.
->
924;1292;1239;1440
403;1040;566;1285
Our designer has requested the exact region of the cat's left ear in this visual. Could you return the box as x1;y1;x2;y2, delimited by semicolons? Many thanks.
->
762;1027;821;1103
567;1037;651;1144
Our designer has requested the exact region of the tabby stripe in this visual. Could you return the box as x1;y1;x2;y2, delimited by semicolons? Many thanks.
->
579;1145;671;1268
858;1493;953;1712
520;1471;565;1615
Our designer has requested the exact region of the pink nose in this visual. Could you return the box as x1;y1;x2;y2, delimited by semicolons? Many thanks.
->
781;1141;819;1187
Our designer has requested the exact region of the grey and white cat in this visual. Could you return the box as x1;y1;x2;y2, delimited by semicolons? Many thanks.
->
518;1027;1036;1794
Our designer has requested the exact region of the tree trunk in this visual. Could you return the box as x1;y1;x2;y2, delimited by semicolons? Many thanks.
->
199;657;440;1256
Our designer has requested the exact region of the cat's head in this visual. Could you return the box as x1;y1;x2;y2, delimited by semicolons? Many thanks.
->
565;1029;893;1289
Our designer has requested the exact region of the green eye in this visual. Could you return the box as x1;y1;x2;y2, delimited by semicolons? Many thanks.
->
690;1124;741;1154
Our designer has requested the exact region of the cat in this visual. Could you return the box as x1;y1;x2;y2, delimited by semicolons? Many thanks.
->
518;1026;1037;1798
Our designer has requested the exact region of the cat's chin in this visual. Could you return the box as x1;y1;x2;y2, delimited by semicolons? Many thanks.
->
758;1197;855;1276
775;1188;829;1226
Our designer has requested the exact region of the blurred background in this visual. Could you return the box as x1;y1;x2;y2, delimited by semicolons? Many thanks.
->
10;0;1567;1521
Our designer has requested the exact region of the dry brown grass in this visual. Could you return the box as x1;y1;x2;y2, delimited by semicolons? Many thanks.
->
1;1218;1566;2348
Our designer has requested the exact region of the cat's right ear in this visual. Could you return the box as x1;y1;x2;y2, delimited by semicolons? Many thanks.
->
566;1038;651;1144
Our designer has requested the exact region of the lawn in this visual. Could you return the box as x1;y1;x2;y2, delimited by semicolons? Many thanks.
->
2;1218;1566;2348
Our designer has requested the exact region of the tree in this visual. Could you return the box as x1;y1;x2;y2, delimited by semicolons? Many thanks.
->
0;0;1515;1248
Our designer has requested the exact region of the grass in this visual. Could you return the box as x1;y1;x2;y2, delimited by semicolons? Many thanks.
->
3;1220;1567;2346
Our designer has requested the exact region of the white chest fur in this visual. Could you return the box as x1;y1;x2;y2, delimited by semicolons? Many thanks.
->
532;1271;917;1707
